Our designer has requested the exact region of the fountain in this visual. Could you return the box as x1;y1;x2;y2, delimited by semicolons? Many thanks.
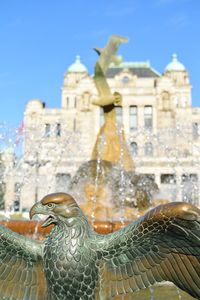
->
68;35;160;224
0;35;199;299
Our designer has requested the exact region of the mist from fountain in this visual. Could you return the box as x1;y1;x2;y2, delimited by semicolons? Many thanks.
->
0;122;199;218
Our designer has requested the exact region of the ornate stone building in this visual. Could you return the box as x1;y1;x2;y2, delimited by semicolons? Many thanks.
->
2;54;200;212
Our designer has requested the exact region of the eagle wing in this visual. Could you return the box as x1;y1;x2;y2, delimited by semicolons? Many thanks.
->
99;202;200;299
0;225;47;300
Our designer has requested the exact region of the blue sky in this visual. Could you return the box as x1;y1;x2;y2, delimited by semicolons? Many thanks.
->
0;0;200;127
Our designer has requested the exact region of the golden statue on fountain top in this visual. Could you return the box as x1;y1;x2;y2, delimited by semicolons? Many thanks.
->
91;35;135;172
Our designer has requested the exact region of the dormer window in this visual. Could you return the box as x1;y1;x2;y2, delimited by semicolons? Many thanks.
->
122;76;130;84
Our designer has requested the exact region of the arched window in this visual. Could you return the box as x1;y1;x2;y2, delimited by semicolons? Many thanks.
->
130;142;138;156
122;76;130;84
144;142;153;156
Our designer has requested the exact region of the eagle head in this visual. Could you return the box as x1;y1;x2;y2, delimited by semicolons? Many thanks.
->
29;192;81;227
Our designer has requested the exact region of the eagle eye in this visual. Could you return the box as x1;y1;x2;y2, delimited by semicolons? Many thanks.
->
47;203;55;209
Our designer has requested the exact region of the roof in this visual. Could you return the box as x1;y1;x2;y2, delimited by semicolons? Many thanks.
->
165;54;186;72
106;61;160;78
68;55;88;73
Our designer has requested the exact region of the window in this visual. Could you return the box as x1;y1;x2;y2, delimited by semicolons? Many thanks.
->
144;142;153;156
44;124;51;137
56;123;61;137
81;92;90;111
14;182;21;212
144;106;153;131
129;106;137;131
141;174;155;181
192;122;199;139
115;106;123;124
130;142;138;156
182;174;199;205
182;174;198;183
161;174;176;184
14;182;21;193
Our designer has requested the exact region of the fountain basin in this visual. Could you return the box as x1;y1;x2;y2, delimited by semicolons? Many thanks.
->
0;220;130;239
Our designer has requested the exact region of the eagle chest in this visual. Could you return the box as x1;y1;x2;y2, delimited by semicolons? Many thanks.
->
44;228;100;299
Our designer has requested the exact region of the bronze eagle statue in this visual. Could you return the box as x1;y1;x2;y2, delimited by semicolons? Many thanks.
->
0;193;200;299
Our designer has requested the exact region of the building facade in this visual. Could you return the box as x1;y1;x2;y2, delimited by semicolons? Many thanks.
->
2;54;200;212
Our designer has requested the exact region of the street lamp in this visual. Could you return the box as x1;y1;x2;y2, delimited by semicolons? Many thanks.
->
25;151;50;203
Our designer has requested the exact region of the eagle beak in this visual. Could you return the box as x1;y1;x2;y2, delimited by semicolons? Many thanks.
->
29;202;43;220
29;202;56;228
